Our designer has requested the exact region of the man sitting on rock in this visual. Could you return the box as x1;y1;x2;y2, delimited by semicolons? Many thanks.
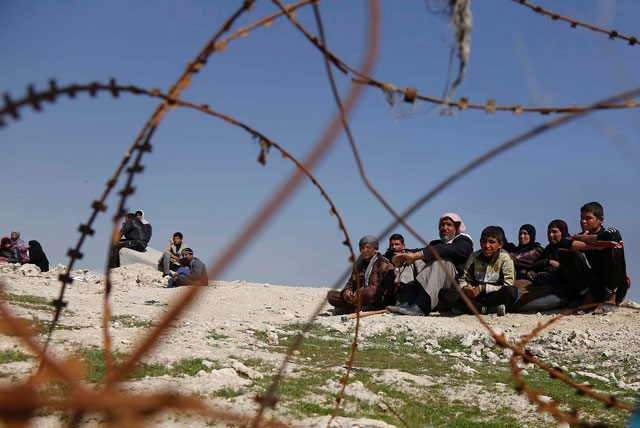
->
327;235;396;315
135;210;152;245
110;213;147;268
173;248;209;287
387;212;473;316
159;232;189;277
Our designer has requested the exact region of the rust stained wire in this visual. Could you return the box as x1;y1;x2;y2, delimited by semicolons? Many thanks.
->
14;0;312;371
381;400;411;428
0;3;638;427
274;4;634;424
0;79;362;425
0;296;290;427
507;303;633;426
353;77;640;115
101;0;258;388
301;3;500;419
510;0;640;46
97;6;379;428
247;4;380;425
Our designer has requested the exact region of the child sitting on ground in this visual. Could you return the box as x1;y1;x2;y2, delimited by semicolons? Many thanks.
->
557;201;629;314
438;226;518;316
168;257;191;289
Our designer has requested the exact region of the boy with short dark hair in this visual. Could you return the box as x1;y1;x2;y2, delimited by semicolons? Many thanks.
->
557;201;628;313
438;226;517;316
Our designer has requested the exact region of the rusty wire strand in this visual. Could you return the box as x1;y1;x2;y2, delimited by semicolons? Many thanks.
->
248;5;380;426
352;77;640;115
507;303;633;426
93;10;380;428
381;400;411;428
0;0;309;373
303;4;493;422
101;0;258;388
7;59;629;428
510;0;640;46
6;78;362;412
0;2;637;426
0;284;86;393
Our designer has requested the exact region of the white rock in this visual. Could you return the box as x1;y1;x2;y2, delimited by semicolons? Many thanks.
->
18;264;41;276
228;359;263;379
119;247;163;270
201;360;216;369
460;334;476;347
266;331;279;346
575;371;610;383
452;361;477;375
538;395;553;404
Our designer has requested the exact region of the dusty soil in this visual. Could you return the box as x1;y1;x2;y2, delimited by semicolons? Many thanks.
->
1;263;639;427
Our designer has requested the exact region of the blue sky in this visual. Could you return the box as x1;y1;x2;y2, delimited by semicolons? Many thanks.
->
1;1;639;301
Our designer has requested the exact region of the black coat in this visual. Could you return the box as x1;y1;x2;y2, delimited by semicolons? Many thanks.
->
27;240;49;272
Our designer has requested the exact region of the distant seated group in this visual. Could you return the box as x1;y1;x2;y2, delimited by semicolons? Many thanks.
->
328;201;629;317
0;230;49;272
109;209;208;287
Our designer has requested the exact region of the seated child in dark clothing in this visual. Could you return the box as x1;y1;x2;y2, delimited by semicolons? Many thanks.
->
439;226;518;316
168;258;191;289
557;201;628;314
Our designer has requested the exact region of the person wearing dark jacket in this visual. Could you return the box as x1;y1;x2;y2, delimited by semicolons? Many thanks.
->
135;210;152;244
174;248;209;286
327;235;396;315
388;213;473;316
504;224;543;279
509;219;588;312
110;213;147;268
0;237;22;264
27;240;49;272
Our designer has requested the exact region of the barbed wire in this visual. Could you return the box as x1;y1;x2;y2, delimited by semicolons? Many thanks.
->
353;77;640;115
10;0;314;382
508;303;634;427
100;0;259;388
267;4;636;426
1;1;638;427
509;0;639;46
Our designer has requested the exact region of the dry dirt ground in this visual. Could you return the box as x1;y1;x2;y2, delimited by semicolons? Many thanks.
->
1;263;639;427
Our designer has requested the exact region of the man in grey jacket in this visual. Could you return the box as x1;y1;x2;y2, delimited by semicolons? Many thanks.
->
174;248;208;287
159;232;188;276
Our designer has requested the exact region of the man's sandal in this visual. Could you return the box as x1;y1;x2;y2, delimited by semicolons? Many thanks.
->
592;304;617;315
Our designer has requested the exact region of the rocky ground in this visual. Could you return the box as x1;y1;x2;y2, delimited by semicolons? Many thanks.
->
0;263;639;427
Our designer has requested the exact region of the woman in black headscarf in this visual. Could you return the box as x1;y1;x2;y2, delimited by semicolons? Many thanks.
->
531;220;589;298
27;240;49;272
507;224;543;279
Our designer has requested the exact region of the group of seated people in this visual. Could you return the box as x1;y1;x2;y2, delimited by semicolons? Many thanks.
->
328;201;629;317
110;209;209;287
0;230;50;272
158;232;208;287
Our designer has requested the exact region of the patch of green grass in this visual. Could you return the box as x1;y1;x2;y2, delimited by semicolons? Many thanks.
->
77;347;221;382
207;330;229;340
0;315;77;337
215;387;245;399
510;366;634;427
31;315;76;334
291;401;342;417
111;314;154;328
1;293;54;313
0;349;29;364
